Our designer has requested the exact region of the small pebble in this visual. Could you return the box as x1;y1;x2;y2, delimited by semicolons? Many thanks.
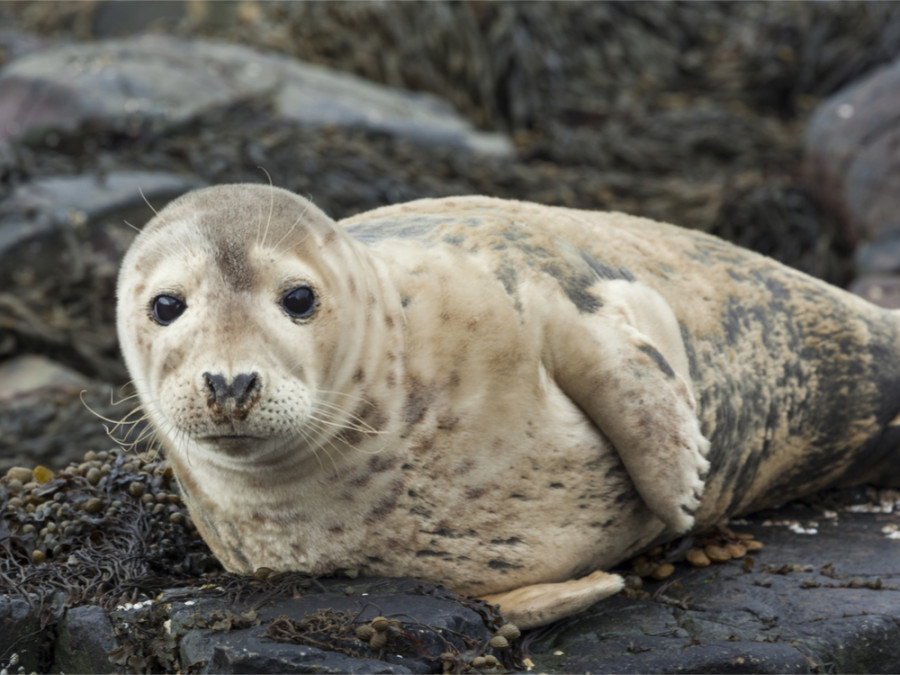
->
32;550;46;564
496;623;521;640
5;467;33;484
651;562;675;580
705;544;731;563
33;466;53;484
687;548;711;567
128;482;144;498
726;543;747;558
489;635;509;649
82;497;103;514
85;468;102;485
356;624;376;641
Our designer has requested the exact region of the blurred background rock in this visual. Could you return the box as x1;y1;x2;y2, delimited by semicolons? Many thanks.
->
3;0;900;471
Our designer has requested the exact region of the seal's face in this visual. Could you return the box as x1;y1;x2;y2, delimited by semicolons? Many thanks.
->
116;185;377;475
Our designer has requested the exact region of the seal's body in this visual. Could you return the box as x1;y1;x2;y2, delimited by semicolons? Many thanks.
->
117;187;900;627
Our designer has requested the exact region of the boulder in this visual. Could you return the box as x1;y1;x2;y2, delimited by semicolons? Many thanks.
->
806;58;900;249
0;35;513;157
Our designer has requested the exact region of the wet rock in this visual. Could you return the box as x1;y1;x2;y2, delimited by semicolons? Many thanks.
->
173;578;498;673
52;605;118;674
0;171;203;287
0;596;43;673
0;35;513;157
0;355;90;402
531;497;900;673
806;57;900;248
849;275;900;309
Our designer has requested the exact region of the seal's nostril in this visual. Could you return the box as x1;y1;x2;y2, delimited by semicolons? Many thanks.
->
231;372;261;406
203;372;228;405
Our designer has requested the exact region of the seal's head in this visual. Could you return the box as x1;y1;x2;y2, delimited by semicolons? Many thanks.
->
116;185;395;502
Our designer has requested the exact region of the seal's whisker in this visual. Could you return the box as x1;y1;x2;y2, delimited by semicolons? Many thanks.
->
122;219;142;234
312;401;387;436
297;418;340;473
138;186;160;218
258;167;275;248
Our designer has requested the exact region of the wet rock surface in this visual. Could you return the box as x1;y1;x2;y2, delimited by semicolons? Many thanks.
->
3;2;900;672
531;492;900;673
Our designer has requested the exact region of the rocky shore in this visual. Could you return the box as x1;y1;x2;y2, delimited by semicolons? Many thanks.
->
2;2;900;672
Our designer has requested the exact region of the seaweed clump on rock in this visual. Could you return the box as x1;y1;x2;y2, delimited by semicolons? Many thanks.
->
0;448;221;609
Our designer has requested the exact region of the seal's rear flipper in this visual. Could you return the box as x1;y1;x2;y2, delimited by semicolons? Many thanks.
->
479;571;625;629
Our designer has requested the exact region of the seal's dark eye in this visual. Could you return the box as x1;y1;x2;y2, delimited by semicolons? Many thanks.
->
282;286;317;319
151;294;186;325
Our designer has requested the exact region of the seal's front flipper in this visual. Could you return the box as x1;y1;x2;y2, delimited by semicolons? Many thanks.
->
479;571;625;629
547;281;710;533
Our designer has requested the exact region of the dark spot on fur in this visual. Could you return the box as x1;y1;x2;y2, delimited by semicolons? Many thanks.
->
681;504;696;516
213;240;254;292
365;479;403;523
416;549;446;557
349;473;371;489
353;368;365;383
405;380;435;426
401;463;413;471
409;505;432;518
456;459;475;474
229;546;250;568
411;437;434;455
638;344;676;379
385;314;395;328
509;493;529;500
323;230;336;245
328;525;344;535
437;415;459;431
448;372;461;388
548;482;564;489
488;559;523;570
369;455;398;473
579;251;635;281
490;537;522;545
401;296;411;307
466;486;487;500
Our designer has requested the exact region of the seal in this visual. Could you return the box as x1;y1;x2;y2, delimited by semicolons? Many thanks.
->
117;185;900;628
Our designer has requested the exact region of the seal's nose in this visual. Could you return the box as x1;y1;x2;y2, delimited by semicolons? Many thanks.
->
203;372;261;407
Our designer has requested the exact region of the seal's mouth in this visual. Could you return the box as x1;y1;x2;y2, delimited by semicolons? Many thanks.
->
198;435;267;450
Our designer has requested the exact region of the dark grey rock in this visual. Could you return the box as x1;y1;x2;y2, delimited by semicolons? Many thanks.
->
849;273;900;309
0;170;203;287
0;596;43;673
52;605;119;674
0;35;513;157
529;497;900;673
806;57;900;247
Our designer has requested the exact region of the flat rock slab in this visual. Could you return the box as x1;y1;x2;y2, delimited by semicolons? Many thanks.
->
47;577;506;674
531;496;900;673
0;35;512;157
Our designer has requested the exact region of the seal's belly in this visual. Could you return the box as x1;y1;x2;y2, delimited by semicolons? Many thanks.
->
360;380;663;595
